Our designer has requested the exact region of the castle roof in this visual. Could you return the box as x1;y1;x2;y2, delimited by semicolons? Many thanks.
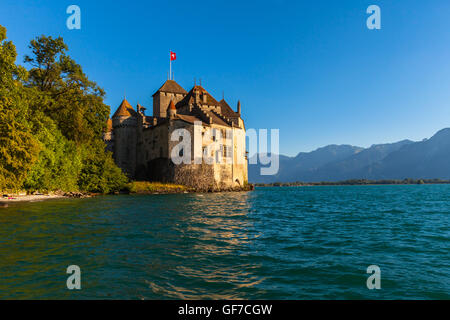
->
152;80;187;97
168;100;176;110
203;109;229;126
219;99;239;118
177;85;220;107
112;98;137;118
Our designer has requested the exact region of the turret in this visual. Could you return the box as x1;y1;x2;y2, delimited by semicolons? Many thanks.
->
167;100;177;119
112;98;137;178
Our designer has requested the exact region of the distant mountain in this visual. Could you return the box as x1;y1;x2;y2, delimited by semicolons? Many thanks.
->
364;128;450;180
309;140;414;181
249;145;363;183
249;128;450;183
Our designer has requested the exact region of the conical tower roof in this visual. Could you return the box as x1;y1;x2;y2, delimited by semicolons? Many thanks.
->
112;98;137;118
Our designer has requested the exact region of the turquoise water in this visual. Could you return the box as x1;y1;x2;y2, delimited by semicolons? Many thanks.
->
0;185;449;300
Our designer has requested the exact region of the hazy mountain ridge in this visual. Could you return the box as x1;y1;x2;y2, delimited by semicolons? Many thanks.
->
249;128;450;183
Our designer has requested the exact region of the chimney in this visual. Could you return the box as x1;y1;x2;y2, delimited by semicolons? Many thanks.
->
195;88;200;103
237;100;241;115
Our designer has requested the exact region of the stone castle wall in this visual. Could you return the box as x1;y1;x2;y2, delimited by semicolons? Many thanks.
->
153;92;185;118
132;118;248;190
113;116;137;178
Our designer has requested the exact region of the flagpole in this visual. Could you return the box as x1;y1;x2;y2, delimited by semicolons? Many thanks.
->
169;50;172;80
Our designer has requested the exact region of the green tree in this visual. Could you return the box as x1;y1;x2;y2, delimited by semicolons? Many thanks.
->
23;34;127;193
0;25;40;191
78;141;128;193
24;35;109;144
24;111;82;192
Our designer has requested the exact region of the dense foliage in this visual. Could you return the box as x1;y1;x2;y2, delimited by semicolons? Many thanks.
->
0;25;127;193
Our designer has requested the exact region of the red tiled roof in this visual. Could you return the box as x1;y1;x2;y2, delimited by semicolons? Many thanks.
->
112;99;136;118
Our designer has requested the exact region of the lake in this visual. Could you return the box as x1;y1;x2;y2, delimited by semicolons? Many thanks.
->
0;185;449;299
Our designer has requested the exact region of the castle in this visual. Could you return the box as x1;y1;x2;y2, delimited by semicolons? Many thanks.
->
104;79;248;191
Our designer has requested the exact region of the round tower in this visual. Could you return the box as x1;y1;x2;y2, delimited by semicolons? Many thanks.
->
112;98;137;178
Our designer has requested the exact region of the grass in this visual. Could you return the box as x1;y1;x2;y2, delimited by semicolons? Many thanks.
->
126;181;191;194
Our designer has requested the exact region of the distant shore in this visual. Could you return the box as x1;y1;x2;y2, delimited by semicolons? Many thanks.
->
254;179;450;187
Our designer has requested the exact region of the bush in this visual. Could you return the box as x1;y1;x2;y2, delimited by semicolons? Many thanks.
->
78;142;128;193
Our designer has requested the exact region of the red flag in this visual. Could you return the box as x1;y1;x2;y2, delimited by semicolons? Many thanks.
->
170;51;176;61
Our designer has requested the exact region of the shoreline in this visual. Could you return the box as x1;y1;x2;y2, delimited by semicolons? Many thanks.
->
0;191;92;206
0;183;255;206
0;194;68;205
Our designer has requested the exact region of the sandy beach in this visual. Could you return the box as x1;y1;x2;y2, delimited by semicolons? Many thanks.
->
0;194;67;205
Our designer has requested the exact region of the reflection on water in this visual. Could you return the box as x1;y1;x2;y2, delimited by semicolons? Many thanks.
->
0;186;449;299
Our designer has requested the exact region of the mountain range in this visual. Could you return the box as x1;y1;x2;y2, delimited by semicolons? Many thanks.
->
249;128;450;183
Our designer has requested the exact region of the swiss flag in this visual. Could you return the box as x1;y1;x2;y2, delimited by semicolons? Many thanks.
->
170;51;176;61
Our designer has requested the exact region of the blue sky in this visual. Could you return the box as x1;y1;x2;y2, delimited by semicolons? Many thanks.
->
1;0;450;156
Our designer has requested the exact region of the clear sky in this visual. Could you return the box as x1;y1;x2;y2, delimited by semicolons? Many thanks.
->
1;0;449;156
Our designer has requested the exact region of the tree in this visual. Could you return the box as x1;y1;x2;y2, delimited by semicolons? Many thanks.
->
0;27;127;193
24;35;109;144
0;25;40;191
23;34;127;193
78;140;128;193
23;111;82;192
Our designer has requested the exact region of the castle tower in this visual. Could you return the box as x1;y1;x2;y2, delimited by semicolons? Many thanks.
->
112;98;138;178
167;100;177;118
152;80;187;118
